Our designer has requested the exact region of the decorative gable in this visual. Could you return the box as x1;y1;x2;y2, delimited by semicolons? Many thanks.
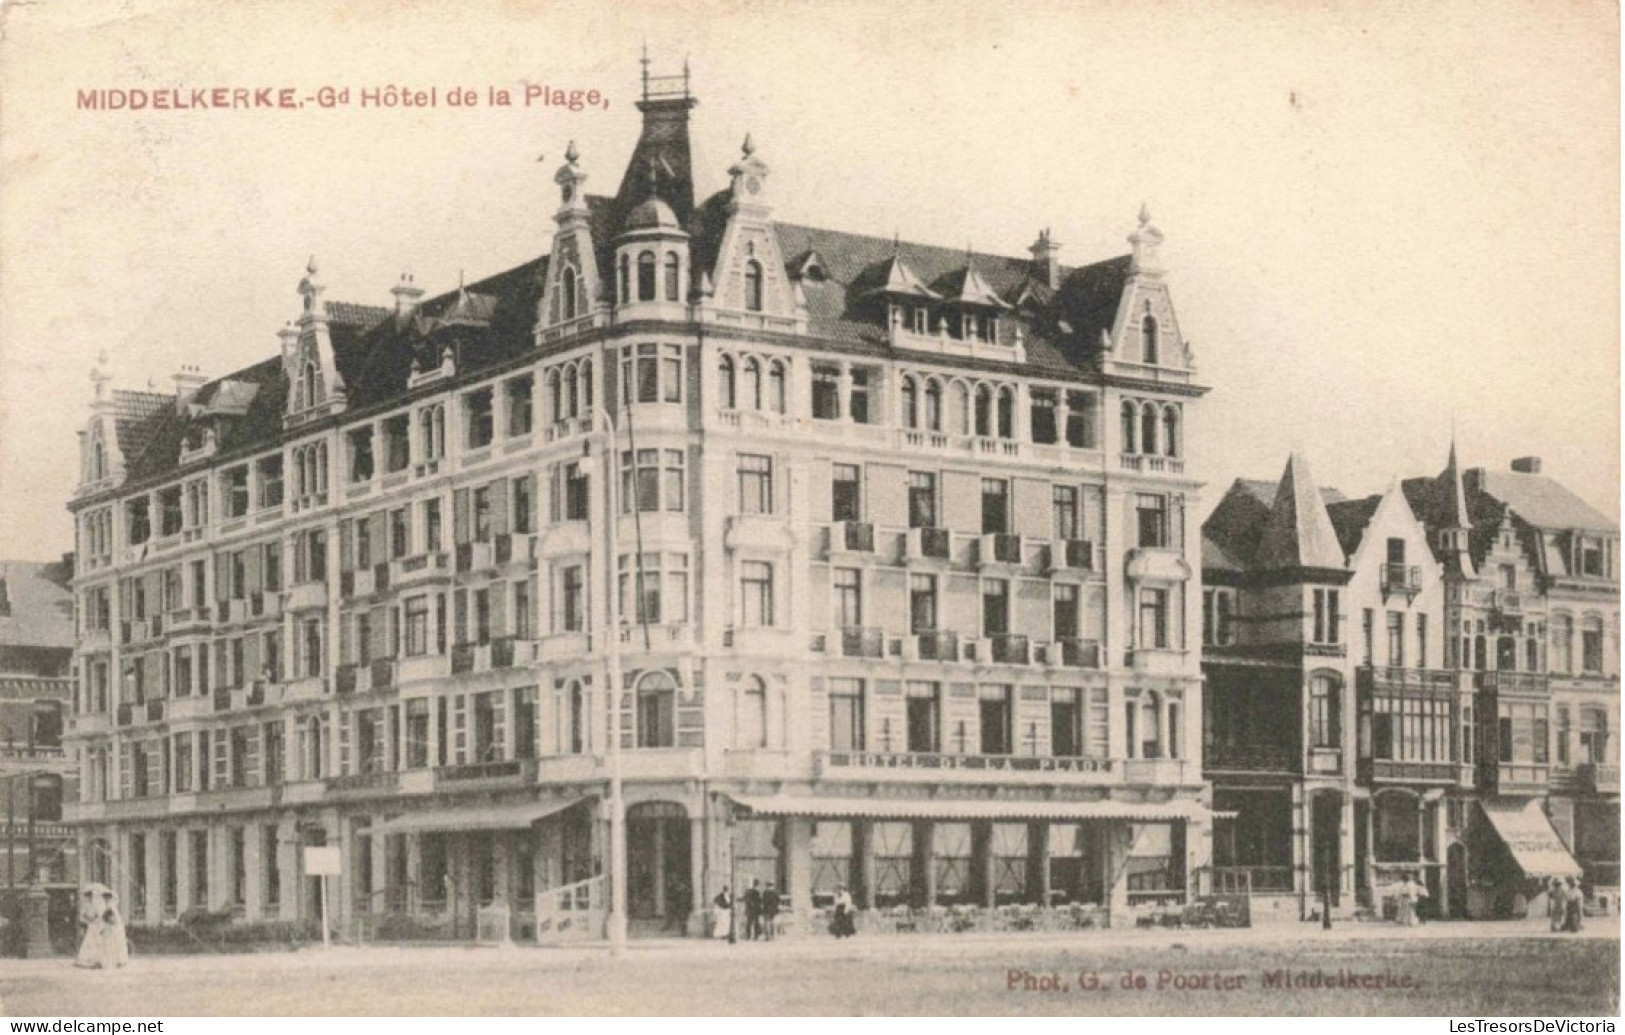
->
1104;207;1195;373
539;141;602;343
283;258;347;428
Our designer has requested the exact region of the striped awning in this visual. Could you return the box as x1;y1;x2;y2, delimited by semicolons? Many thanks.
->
373;797;584;836
1480;799;1583;880
728;794;1206;823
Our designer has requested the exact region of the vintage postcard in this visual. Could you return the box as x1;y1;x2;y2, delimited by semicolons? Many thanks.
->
0;0;1617;1020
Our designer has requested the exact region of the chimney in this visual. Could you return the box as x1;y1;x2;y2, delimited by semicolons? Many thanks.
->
1511;456;1542;475
1029;229;1062;290
391;273;425;325
173;364;207;408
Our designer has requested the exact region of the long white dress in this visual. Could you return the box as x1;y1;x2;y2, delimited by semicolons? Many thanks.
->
712;894;733;939
75;889;129;969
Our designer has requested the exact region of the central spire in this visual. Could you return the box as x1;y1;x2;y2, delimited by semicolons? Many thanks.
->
613;50;698;234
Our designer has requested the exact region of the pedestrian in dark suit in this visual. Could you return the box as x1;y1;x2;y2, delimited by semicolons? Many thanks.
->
744;879;764;941
762;881;781;941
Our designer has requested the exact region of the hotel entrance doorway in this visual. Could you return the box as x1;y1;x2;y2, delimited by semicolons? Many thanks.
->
626;801;691;932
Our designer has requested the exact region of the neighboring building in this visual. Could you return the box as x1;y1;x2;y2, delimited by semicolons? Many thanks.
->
1204;446;1618;922
0;557;78;905
1403;450;1620;917
65;64;1211;939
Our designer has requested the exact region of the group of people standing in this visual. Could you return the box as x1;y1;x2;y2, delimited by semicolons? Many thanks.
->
711;879;783;941
1547;876;1587;933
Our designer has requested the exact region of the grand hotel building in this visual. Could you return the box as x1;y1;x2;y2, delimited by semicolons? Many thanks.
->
65;66;1211;938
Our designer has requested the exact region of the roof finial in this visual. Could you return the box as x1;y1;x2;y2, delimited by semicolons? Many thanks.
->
1138;202;1152;227
741;132;755;158
458;269;465;291
564;139;579;164
640;40;651;100
306;255;318;276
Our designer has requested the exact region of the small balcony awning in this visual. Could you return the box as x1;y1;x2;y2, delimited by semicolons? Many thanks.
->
373;796;585;836
1480;799;1582;880
728;794;1206;824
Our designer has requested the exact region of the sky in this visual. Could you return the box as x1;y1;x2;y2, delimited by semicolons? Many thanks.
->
0;0;1618;560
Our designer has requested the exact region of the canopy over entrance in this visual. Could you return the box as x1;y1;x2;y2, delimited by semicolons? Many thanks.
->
373;797;585;836
728;794;1205;823
1480;799;1582;880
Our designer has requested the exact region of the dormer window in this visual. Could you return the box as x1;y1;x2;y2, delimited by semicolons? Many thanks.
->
744;260;764;312
664;253;681;302
637;251;656;302
912;307;929;335
1142;315;1159;365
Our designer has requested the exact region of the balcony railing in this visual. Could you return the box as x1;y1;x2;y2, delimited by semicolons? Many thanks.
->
1362;758;1470;784
1490;762;1550;792
335;664;358;696
1050;539;1096;573
436;758;530;785
1577;763;1621;794
908;526;951;560
371;658;397;691
820;750;1114;776
841;627;885;659
914;630;959;662
1211;865;1294;894
327;770;399;795
990;633;1030;665
831;521;876;555
451;644;476;675
1380;564;1422;600
1493;589;1523;615
1359;666;1460;695
979;533;1023;566
490;638;516;669
1053;638;1101;669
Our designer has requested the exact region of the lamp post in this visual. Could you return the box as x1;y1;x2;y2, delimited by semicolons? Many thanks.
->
597;408;628;958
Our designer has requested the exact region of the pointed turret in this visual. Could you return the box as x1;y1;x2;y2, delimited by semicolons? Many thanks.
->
1435;440;1477;578
1254;452;1347;572
612;49;698;233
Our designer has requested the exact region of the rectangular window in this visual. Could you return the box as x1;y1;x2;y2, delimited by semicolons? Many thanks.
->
512;476;534;535
1362;609;1375;666
828;679;865;751
981;478;1009;535
908;471;937;529
741;561;775;627
848;368;872;424
834;568;863;629
473;486;493;541
560;566;584;633
563;461;589;521
225;466;251;517
1051;687;1083;757
1582;627;1604;674
383;415;411;473
910;574;937;634
423;499;442;553
1053;583;1080;640
982;578;1009;636
737;454;774;515
1312;588;1340;644
513;687;537;760
506;376;534;437
1137;493;1168;548
979;685;1012;755
905;682;940;753
465;388;494;449
1386;611;1405;668
348;428;374;483
389;508;409;559
1417;614;1429;668
1138;588;1169;649
621;449;684;514
405;699;430;769
832;464;862;523
1052;485;1079;541
405;596;429;656
257;455;284;509
811;365;840;420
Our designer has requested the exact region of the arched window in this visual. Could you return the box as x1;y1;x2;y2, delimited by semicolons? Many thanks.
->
1121;400;1138;453
563;363;579;419
974;385;993;437
1162;406;1180;458
739;676;768;749
636;251;656;302
634;670;677;749
744;260;764;312
767;361;786;414
900;377;919;428
663;252;681;302
1581;708;1609;763
924;379;943;431
718;355;737;410
580;359;594;413
560;265;578;321
91;435;106;481
1309;675;1340;748
1142;314;1159;365
618;254;630;304
1141;402;1159;456
743;357;763;410
302;360;320;410
951;382;970;436
996;386;1014;439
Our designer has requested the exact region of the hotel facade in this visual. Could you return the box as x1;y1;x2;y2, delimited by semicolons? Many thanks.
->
64;66;1212;939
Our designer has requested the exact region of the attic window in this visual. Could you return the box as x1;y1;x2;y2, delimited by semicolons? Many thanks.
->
1142;315;1159;365
744;260;764;312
